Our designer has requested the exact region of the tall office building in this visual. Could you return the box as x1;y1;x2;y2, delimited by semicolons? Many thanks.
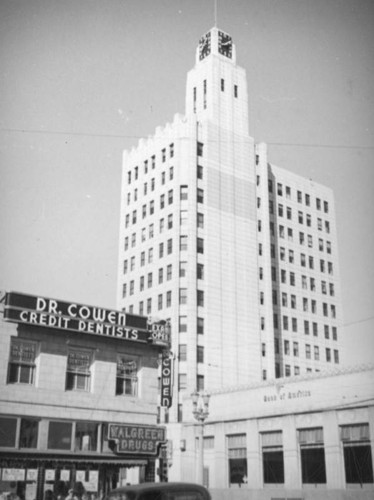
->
117;28;342;422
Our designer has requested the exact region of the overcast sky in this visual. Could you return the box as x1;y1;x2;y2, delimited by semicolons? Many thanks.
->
1;0;373;365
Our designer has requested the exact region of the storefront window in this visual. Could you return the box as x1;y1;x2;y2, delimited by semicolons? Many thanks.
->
20;418;39;448
75;422;99;452
341;424;373;484
261;431;284;484
7;339;37;385
116;355;138;396
48;421;72;450
298;427;326;484
0;416;17;447
66;349;92;391
227;434;247;487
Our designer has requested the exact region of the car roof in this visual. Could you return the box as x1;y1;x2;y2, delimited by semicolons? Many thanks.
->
108;482;209;493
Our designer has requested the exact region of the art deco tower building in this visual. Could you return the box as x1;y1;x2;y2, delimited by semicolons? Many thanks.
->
117;28;342;423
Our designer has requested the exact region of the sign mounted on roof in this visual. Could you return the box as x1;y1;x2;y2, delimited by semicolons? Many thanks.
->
4;292;170;347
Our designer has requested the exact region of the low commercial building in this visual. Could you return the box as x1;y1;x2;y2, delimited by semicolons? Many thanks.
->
0;291;169;500
172;364;374;498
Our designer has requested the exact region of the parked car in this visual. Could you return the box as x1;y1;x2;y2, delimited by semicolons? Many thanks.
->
105;482;211;500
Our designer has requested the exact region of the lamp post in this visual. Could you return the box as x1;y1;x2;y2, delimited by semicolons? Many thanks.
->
191;390;210;485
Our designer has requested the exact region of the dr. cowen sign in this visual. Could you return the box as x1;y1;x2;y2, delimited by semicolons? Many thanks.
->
4;291;156;344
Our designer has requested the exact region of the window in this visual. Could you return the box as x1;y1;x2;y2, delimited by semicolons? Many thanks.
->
158;294;163;310
277;183;283;196
19;418;39;449
180;235;188;251
197;188;204;203
169;143;174;158
287;228;293;241
179;288;187;305
179;316;187;332
197;374;204;391
167;264;172;280
306;214;311;227
197;165;203;179
197;141;204;156
8;339;37;385
148;247;153;263
197;346;204;363
305;194;310;206
116;355;138;396
228;434;247;487
75;422;99;452
161;148;166;162
281;269;286;283
298;211;303;224
149;223;154;239
159;242;164;258
197;212;204;228
140;276;144;291
292;318;297;332
305;344;311;359
278;204;284;217
65;349;92;391
147;298;152;314
234;84;238;97
288;249;294;263
326;347;331;362
268;180;273;193
147;272;153;288
314;346;319;360
280;247;285;260
308;235;313;248
160;218;165;233
283;316;289;331
197;238;204;254
279;225;284;238
197;290;204;307
140;251;145;266
169;166;174;180
284;340;290;355
316;198;321;210
282;293;287;307
179;261;187;277
168;213;173;229
179;344;187;362
304;320;310;335
340;424;373;484
286;186;291;198
197;317;204;334
197;263;204;280
293;342;299;357
180;185;188;200
261;431;284;484
167;238;173;254
178;374;187;391
160;194;165;209
48;421;72;450
168;189;173;204
298;428;326;484
221;78;225;91
297;190;302;203
290;272;295;286
166;291;172;307
313;322;318;336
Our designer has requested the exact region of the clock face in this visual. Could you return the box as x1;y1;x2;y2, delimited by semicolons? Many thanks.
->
218;31;232;58
199;32;211;60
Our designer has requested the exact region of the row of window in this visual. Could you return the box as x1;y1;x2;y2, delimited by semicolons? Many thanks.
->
127;143;174;185
271;315;338;340
7;339;140;397
123;211;205;252
266;291;338;313
264;306;337;330
0;416;128;454
123;237;205;277
123;288;205;316
124;188;204;228
178;344;204;363
126;168;175;205
266;339;339;363
267;180;330;214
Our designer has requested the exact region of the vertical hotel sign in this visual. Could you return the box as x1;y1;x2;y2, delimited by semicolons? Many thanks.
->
160;352;173;408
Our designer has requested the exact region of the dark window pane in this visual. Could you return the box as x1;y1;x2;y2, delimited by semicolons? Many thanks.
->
48;421;72;450
301;447;326;483
344;445;374;484
263;450;284;483
0;417;17;447
20;418;39;449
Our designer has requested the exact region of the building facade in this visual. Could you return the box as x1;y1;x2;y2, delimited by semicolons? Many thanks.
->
0;291;168;500
180;365;374;497
116;27;343;424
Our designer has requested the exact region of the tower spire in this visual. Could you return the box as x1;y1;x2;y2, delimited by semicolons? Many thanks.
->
214;0;218;27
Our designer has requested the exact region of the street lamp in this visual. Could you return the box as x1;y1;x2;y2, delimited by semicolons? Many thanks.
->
191;390;210;485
